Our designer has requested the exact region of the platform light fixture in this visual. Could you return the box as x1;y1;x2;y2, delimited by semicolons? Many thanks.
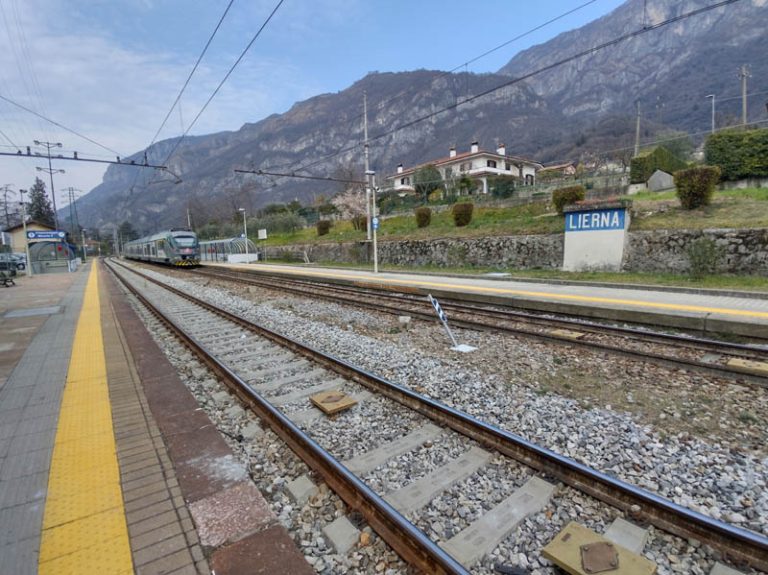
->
238;208;249;255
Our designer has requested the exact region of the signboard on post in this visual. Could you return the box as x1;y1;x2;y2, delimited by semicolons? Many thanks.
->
562;200;631;272
27;230;66;240
427;294;476;353
257;229;267;240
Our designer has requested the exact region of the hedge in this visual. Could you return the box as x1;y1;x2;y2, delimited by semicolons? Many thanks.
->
452;203;474;227
316;220;332;236
552;185;586;215
415;207;431;228
704;128;768;181
630;146;688;184
674;165;721;209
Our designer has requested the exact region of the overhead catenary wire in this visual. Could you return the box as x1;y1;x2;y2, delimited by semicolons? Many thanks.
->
261;0;602;174
239;0;744;191
127;0;237;194
153;0;286;180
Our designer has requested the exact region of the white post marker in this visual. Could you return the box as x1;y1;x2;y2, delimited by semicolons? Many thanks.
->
427;294;476;353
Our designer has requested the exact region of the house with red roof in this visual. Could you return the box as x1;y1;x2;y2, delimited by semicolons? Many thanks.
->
386;141;543;195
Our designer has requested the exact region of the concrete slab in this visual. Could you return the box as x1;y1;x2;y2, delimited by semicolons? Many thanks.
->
440;476;554;567
604;517;649;554
310;390;358;415
3;306;62;318
542;521;656;575
189;481;276;548
384;446;491;513
322;516;360;554
289;391;373;425
726;358;768;377
254;367;326;392
286;474;318;505
269;380;345;406
209;524;314;575
343;423;443;474
710;563;746;575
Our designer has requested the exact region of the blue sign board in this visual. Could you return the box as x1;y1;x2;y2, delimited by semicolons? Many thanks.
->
372;217;379;230
565;209;625;232
27;230;66;240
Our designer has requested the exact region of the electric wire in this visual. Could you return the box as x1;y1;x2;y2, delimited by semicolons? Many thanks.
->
127;0;237;193
154;0;286;179
262;0;602;174
241;0;744;191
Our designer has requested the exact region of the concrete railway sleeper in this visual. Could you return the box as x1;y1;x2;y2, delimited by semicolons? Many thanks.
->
108;259;768;573
191;268;768;388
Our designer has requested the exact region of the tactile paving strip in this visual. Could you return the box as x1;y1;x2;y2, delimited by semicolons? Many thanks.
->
38;268;133;574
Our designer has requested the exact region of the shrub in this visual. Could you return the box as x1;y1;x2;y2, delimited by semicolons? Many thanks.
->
352;214;368;231
674;165;721;209
630;146;688;184
415;207;431;228
452;202;474;227
316;220;332;236
252;212;306;235
552;185;586;215
687;237;723;279
705;128;768;181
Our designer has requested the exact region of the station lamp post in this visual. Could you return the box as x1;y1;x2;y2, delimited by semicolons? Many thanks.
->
706;94;715;134
238;208;249;255
18;189;32;277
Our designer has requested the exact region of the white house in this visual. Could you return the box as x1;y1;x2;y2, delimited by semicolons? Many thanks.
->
386;142;543;195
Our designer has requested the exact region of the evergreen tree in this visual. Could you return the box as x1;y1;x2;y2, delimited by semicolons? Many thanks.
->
28;178;55;227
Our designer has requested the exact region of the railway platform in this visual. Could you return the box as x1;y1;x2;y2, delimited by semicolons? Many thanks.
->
0;261;313;574
207;262;768;339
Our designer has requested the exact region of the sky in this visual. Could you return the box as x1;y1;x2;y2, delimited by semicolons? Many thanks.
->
0;0;627;222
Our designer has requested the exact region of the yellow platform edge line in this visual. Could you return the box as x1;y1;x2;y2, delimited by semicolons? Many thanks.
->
223;264;768;320
39;266;134;573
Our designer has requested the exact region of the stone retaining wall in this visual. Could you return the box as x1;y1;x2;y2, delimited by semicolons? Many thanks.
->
270;228;768;276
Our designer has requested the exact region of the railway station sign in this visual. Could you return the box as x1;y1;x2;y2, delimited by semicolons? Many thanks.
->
562;200;632;272
27;230;66;240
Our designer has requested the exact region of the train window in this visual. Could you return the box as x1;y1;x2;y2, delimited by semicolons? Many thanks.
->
174;235;196;246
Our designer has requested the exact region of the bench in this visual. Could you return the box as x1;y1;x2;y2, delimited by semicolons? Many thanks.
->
0;271;15;287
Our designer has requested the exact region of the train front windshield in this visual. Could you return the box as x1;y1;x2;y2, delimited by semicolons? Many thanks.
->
173;235;197;247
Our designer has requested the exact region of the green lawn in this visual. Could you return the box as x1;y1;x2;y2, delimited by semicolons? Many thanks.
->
266;188;768;246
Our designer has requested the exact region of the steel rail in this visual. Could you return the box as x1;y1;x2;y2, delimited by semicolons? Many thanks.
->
192;267;768;386
115;260;768;571
106;260;468;575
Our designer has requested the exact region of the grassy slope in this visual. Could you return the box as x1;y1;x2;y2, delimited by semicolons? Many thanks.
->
264;189;768;291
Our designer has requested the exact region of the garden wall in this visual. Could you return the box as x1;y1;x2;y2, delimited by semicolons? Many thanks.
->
270;228;768;276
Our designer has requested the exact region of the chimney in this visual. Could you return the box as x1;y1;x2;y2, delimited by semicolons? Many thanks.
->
396;164;403;174
449;146;456;159
470;141;479;154
496;143;506;156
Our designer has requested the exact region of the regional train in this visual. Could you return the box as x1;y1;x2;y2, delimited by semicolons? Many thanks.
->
123;228;200;267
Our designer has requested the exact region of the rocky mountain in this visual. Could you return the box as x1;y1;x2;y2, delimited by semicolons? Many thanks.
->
77;0;768;234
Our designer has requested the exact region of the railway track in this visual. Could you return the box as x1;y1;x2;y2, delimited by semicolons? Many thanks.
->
108;260;768;573
190;266;768;387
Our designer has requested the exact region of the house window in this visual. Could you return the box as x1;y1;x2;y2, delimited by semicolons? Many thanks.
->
444;167;452;179
400;177;410;186
505;162;511;171
525;174;534;185
487;160;497;168
460;162;472;172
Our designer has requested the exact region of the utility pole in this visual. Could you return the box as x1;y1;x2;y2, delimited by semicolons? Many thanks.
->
739;64;751;126
1;185;13;229
34;140;64;230
18;189;32;277
63;187;81;237
633;100;641;156
81;229;87;263
363;92;372;241
706;94;716;134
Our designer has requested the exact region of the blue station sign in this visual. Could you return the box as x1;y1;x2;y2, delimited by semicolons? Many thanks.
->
27;230;67;240
565;208;625;232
